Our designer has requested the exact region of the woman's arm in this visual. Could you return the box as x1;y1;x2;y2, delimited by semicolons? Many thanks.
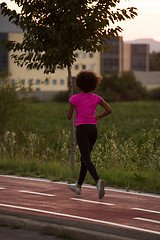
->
67;102;75;120
95;99;112;121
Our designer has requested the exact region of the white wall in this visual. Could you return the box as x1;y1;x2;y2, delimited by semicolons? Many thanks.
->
134;71;160;89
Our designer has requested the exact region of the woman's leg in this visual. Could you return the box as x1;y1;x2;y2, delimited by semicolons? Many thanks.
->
77;156;87;186
76;125;99;186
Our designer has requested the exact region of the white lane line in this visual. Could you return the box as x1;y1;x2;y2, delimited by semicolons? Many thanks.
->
132;208;160;214
0;187;6;190
1;175;160;199
18;190;55;197
71;198;114;206
55;182;160;199
134;217;160;224
0;203;160;235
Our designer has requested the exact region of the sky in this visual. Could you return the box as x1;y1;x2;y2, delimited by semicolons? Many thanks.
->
1;0;160;42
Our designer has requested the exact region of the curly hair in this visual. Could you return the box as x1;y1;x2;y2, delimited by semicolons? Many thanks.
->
75;70;102;93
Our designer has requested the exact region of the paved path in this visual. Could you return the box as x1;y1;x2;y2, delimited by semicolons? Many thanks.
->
0;226;64;240
0;175;160;240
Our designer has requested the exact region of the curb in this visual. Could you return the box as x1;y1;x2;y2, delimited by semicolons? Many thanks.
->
0;213;135;240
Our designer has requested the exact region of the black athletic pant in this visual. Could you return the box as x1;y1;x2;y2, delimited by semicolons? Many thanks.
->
76;124;99;186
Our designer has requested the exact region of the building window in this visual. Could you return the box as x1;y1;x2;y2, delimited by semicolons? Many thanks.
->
60;66;64;70
52;79;57;85
60;79;64;85
45;79;49;85
20;79;25;85
75;52;79;58
82;52;86;58
74;64;79;70
28;79;33;85
36;88;40;91
88;64;94;70
82;65;86;70
36;79;40;85
10;79;15;84
89;53;93;58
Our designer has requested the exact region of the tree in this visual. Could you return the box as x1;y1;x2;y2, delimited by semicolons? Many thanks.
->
0;71;32;134
150;51;160;71
97;71;147;102
0;0;137;169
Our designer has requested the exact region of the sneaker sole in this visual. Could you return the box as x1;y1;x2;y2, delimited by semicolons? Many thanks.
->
99;180;105;199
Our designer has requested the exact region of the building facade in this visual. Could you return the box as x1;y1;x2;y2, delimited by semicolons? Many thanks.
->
0;10;101;99
101;36;123;74
0;32;100;100
123;44;149;72
134;71;160;89
1;10;158;97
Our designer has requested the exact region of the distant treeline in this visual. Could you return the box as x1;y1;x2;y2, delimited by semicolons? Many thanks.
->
150;51;160;71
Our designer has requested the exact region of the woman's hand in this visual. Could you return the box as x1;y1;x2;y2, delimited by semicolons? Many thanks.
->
95;115;100;121
95;99;112;121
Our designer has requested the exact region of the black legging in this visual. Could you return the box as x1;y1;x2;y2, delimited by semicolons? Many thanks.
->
76;124;99;186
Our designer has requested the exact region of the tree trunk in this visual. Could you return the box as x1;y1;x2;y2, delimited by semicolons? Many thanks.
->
67;65;75;170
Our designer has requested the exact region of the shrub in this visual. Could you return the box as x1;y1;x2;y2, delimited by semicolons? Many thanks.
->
96;71;147;102
148;87;160;100
0;71;32;135
52;91;69;102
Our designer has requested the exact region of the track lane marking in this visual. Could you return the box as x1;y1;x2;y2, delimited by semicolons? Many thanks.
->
71;198;114;206
0;203;160;235
134;217;160;224
132;208;160;214
18;190;56;197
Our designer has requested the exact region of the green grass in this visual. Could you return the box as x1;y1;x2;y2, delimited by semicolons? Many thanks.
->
0;101;160;194
0;158;159;194
28;101;160;145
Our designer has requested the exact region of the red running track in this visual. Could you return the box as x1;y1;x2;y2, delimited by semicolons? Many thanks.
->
0;175;160;237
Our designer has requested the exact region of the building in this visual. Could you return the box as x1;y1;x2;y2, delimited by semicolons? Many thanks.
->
1;9;159;98
123;43;160;89
0;33;100;100
101;36;123;74
123;44;132;72
134;71;160;89
0;9;101;100
7;32;100;94
123;44;149;72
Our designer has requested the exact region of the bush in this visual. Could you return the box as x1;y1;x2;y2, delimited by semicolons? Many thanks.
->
96;71;147;102
148;87;160;100
149;51;160;71
52;91;69;102
0;72;32;134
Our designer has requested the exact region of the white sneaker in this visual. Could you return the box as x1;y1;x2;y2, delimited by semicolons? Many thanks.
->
69;184;81;195
96;179;105;199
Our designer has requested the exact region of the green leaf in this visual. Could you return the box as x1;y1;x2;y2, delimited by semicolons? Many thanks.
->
0;0;137;73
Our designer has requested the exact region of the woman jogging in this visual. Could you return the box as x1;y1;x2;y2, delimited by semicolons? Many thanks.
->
67;70;112;199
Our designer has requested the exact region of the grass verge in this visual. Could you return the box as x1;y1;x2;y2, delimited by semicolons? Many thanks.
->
0;158;159;194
